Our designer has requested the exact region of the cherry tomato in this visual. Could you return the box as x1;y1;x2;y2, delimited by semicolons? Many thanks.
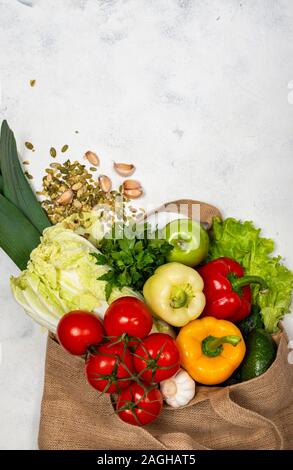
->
133;333;180;384
104;297;153;340
116;382;163;426
85;342;134;393
57;310;104;356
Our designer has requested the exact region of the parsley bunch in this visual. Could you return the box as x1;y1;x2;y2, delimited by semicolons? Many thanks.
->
92;223;173;300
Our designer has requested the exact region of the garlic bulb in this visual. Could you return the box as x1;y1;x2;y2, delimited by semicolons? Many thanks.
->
160;369;196;408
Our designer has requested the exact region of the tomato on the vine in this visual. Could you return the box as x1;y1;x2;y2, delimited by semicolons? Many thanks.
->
116;382;163;426
133;333;180;384
57;310;104;356
104;297;153;341
85;341;134;393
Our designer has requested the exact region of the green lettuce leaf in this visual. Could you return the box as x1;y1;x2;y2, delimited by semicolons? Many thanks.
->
209;217;293;333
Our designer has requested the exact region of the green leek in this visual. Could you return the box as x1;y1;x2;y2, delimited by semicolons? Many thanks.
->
0;193;40;270
0;120;51;233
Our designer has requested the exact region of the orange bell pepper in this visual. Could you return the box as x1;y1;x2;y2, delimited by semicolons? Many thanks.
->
176;316;246;385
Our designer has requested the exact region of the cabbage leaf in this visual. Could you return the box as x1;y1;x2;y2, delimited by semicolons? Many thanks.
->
11;224;108;332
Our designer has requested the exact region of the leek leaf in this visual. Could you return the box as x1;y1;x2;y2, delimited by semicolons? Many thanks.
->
0;120;51;233
0;193;40;270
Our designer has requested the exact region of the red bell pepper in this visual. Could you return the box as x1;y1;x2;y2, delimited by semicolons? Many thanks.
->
198;257;268;322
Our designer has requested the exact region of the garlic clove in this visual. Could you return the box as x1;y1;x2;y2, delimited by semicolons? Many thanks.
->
98;175;112;193
56;189;73;206
123;188;143;199
85;151;100;166
167;399;181;408
122;179;143;198
160;379;177;398
123;179;141;190
114;162;135;177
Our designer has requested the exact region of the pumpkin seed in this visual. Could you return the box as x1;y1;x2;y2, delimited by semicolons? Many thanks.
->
50;163;61;169
50;147;57;158
40;159;131;224
25;142;34;150
24;171;33;180
72;182;83;191
73;200;82;209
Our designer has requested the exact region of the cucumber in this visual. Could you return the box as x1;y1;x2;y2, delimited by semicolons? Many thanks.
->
240;328;277;382
238;305;264;338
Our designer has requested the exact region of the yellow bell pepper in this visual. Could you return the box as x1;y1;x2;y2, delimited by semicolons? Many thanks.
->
176;316;246;385
143;262;206;327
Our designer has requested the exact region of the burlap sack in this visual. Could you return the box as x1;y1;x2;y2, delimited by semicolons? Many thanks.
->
38;200;293;450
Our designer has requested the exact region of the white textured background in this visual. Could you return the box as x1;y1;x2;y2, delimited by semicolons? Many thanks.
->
0;0;293;449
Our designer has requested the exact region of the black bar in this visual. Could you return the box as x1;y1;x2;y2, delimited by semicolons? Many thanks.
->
0;450;292;467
